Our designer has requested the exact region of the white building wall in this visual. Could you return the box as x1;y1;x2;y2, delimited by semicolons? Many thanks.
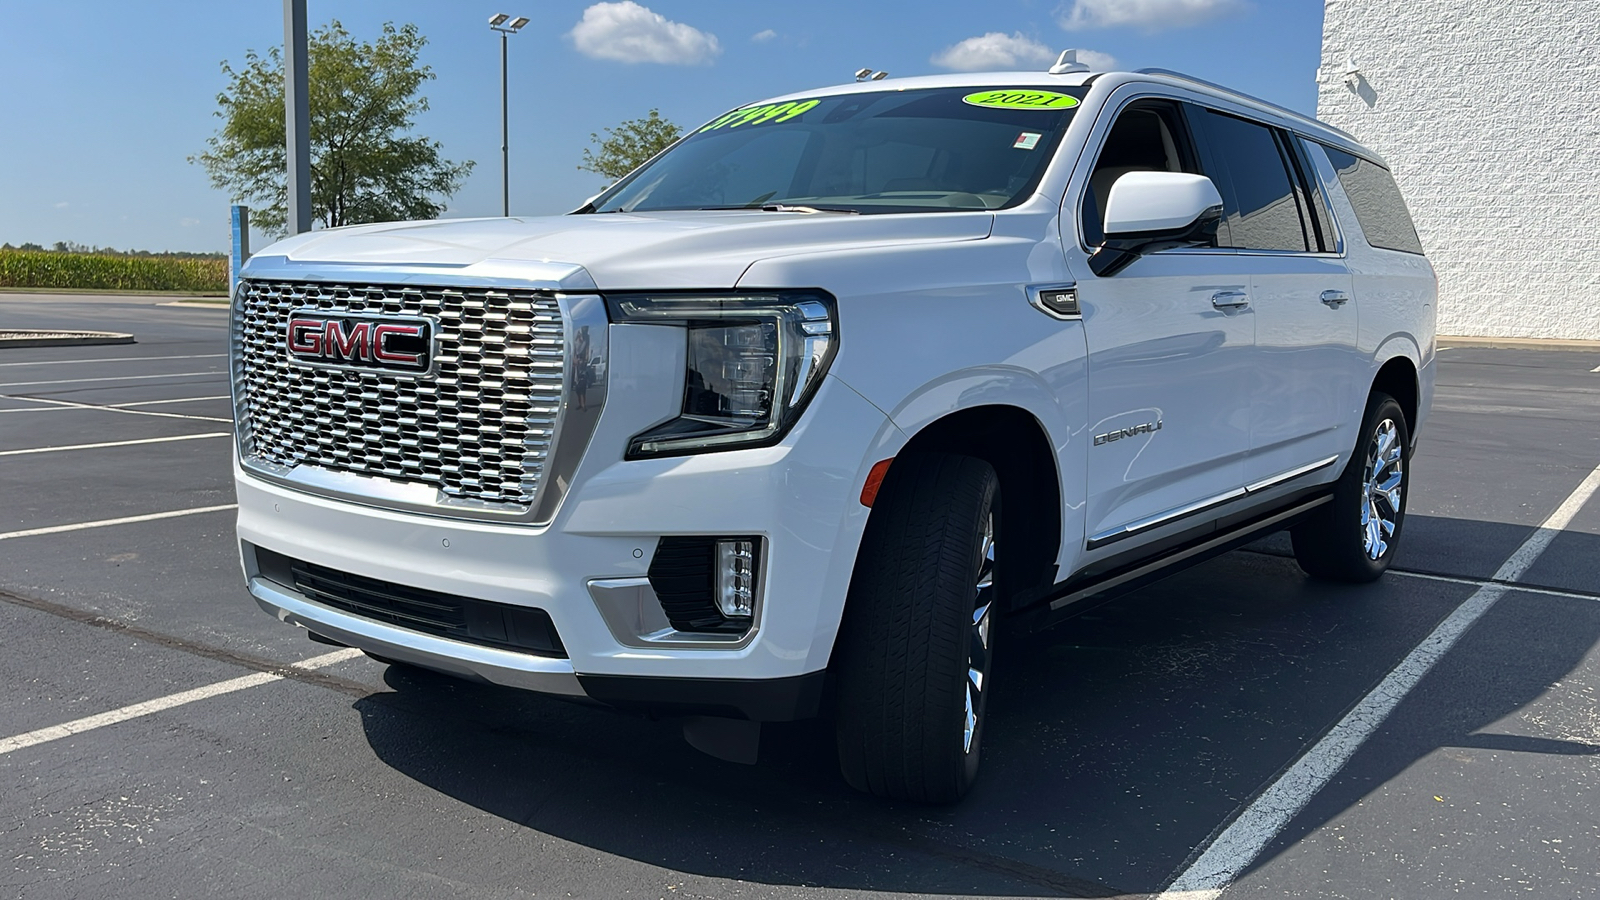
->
1319;0;1600;340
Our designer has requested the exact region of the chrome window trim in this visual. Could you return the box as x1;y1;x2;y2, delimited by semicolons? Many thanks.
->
232;256;608;526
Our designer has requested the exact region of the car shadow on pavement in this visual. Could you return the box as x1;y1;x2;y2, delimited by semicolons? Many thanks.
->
1233;519;1600;883
350;516;1600;898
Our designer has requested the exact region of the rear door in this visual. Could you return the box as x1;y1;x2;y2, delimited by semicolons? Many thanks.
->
1067;96;1255;553
1189;108;1361;490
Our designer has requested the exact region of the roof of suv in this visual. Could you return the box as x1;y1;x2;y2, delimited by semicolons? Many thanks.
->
752;67;1380;168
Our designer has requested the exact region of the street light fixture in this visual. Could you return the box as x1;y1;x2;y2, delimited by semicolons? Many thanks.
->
489;13;529;217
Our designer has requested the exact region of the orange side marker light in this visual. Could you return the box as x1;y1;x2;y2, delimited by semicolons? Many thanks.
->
860;458;894;507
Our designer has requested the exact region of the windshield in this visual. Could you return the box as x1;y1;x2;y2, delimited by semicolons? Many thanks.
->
589;87;1085;215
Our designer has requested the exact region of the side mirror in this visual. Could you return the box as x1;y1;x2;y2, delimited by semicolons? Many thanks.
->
1089;172;1224;277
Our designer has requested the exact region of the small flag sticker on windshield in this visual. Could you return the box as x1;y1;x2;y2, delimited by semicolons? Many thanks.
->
1014;132;1042;150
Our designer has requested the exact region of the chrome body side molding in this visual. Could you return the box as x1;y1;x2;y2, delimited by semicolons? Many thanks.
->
1089;455;1339;549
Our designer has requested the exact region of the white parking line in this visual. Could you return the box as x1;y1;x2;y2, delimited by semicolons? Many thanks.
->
0;370;224;389
1592;364;1600;373
0;432;229;456
1392;570;1599;603
1160;461;1600;900
113;395;230;408
0;504;237;541
0;648;362;756
0;353;225;368
0;393;230;423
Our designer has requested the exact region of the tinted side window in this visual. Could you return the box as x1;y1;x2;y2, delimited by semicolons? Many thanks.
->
1081;101;1204;247
1196;110;1309;252
1322;146;1425;255
1287;136;1335;252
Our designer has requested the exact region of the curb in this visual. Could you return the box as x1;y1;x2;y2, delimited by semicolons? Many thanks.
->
157;300;229;309
1438;335;1600;352
0;287;226;299
0;331;136;349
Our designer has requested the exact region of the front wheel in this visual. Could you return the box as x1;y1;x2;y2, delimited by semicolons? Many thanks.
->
833;453;999;804
1292;393;1410;582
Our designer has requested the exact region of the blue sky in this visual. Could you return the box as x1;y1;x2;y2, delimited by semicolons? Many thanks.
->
0;0;1327;253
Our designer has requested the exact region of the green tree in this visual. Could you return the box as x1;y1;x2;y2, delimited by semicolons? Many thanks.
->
578;109;682;182
193;20;473;234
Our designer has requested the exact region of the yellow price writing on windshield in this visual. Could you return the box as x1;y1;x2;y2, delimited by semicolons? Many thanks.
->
962;90;1079;110
700;99;822;132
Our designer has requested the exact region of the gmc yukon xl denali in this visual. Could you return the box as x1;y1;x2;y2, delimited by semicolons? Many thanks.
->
232;64;1436;803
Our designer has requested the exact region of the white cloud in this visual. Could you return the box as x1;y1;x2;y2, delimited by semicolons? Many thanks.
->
931;33;1116;72
1073;48;1119;69
751;29;777;43
53;201;69;209
569;2;721;65
1058;0;1244;31
179;217;200;227
932;32;1056;71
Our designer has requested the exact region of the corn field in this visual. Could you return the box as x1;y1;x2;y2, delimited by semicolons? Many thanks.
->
0;249;228;293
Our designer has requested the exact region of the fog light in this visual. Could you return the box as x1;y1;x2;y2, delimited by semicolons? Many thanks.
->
715;539;756;618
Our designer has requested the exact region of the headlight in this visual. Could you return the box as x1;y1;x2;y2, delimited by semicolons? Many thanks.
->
605;291;838;458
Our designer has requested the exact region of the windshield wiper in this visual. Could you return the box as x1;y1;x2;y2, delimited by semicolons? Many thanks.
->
601;203;865;214
761;204;859;215
692;203;860;215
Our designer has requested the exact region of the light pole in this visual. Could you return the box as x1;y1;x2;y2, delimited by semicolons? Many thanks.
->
488;13;529;217
284;0;312;234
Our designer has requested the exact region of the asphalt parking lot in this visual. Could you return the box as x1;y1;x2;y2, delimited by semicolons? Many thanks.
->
2;291;1597;899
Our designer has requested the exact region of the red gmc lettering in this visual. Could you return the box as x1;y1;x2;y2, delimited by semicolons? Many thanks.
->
372;323;423;364
287;318;324;356
324;320;372;360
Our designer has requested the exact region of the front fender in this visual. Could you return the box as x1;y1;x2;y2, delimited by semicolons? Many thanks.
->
882;365;1077;448
836;358;1089;579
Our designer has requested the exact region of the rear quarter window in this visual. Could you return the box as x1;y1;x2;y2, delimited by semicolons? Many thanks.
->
1321;146;1425;255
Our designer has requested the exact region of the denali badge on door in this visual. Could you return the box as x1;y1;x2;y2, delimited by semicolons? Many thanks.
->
285;311;434;374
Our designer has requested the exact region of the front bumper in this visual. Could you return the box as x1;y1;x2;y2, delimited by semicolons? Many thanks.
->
236;373;900;719
250;574;583;695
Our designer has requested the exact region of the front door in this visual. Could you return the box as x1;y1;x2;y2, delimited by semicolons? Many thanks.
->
1068;97;1255;553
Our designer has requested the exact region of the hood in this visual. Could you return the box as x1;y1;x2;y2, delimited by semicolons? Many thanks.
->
253;210;995;290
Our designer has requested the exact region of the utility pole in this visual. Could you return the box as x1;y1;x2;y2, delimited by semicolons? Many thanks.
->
488;14;529;217
284;0;312;234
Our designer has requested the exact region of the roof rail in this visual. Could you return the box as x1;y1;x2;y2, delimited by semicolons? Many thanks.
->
1133;68;1306;122
1131;67;1370;153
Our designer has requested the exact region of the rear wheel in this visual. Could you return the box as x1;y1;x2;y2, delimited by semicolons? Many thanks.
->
1292;393;1410;582
833;453;999;804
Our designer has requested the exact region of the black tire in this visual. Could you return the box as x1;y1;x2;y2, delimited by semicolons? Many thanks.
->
833;453;1000;804
1291;393;1410;582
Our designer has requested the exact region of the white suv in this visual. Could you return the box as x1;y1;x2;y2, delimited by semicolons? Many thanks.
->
232;65;1436;803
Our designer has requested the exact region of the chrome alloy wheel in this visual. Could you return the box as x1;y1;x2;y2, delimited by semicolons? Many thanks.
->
1361;418;1405;560
964;513;995;755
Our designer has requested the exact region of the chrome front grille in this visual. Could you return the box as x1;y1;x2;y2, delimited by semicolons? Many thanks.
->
233;280;565;509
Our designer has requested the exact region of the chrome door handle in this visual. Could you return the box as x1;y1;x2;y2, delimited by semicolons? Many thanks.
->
1211;290;1250;310
1321;290;1350;308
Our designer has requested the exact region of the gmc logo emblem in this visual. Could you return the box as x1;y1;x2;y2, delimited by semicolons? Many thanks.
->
285;311;433;374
